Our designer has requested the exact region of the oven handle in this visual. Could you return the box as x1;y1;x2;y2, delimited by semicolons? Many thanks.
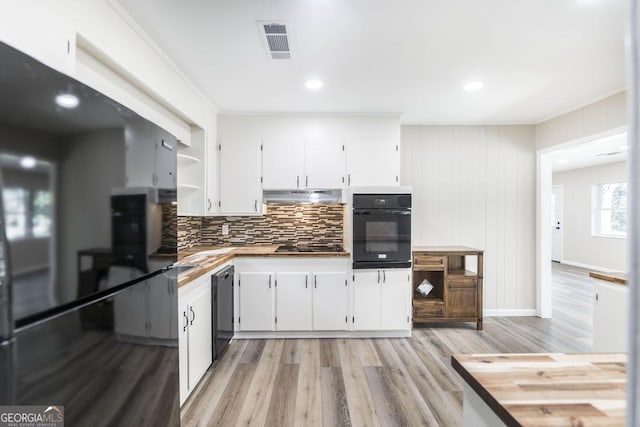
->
353;210;411;215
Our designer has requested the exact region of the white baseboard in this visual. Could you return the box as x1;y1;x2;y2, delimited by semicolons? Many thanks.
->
234;330;412;339
484;309;537;317
560;260;618;273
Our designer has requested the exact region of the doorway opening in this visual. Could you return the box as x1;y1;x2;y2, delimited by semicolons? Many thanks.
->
537;128;628;337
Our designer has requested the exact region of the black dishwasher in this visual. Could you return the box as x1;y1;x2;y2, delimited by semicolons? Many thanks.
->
212;266;234;359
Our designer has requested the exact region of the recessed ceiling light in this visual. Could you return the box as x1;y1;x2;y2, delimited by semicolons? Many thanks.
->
20;156;36;169
305;79;323;90
55;93;79;109
463;80;484;91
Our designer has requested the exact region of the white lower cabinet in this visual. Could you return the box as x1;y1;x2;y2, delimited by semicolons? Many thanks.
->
593;282;628;352
148;273;177;339
234;258;408;335
113;283;148;337
312;272;349;331
113;266;176;340
276;273;311;331
353;271;381;330
238;272;274;331
235;258;350;333
353;269;411;331
380;270;411;330
179;273;212;406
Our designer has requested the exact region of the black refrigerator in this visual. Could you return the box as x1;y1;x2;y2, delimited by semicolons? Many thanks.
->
0;41;180;425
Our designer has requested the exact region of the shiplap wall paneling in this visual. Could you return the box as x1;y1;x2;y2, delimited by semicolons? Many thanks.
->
401;125;535;312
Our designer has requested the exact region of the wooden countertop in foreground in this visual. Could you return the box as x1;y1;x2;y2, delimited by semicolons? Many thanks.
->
452;353;627;426
176;245;350;288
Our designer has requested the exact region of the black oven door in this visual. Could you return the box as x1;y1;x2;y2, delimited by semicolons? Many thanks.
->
352;209;411;269
111;195;148;273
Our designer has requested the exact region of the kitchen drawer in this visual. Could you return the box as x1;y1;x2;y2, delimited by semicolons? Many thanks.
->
413;254;446;271
447;277;477;289
413;298;445;318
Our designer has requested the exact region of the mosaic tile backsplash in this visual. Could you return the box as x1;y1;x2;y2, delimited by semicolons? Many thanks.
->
177;204;345;250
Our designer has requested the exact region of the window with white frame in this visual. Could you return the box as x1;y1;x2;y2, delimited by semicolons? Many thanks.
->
593;182;627;237
2;187;52;241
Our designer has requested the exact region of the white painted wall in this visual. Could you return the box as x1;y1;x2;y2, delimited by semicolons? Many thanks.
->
401;125;536;313
553;161;627;271
536;92;626;150
535;91;627;317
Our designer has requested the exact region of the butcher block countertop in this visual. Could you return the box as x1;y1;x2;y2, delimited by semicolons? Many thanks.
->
412;245;484;254
176;245;349;288
452;353;627;426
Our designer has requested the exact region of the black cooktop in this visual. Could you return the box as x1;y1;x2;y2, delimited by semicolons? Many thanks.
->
275;244;344;253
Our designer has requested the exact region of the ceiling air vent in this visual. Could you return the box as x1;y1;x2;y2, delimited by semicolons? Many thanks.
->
258;21;291;60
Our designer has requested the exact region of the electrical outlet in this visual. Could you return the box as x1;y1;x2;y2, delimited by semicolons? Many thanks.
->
221;224;229;235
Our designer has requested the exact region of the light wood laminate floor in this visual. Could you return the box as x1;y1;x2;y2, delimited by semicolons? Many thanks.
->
181;262;596;426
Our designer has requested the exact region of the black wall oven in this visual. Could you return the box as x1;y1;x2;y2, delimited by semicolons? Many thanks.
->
352;193;411;269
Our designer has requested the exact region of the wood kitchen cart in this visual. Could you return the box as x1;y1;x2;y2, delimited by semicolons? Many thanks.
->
412;246;484;330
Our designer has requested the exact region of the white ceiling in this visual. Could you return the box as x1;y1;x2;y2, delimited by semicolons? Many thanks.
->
115;0;626;124
550;133;628;172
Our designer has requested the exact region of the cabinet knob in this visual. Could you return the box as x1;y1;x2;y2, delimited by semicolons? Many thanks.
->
596;293;599;302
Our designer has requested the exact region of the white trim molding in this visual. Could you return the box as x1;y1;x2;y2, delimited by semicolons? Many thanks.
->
484;309;538;317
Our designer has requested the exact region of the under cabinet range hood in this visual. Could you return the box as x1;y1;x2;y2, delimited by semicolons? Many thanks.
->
263;189;343;204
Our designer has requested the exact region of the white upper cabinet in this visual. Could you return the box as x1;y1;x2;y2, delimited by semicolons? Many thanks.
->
219;138;262;214
0;11;75;76
345;117;400;187
218;115;400;208
126;119;177;189
304;137;345;189
262;136;345;190
218;116;263;215
262;138;305;189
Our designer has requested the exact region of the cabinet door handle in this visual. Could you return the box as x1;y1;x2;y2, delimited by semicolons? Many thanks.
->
348;174;351;186
383;270;386;283
377;270;380;283
269;275;272;288
183;311;189;332
189;306;195;325
208;198;212;211
305;276;308;289
314;275;317;289
297;176;300;188
306;175;309;187
596;293;599;302
254;200;258;212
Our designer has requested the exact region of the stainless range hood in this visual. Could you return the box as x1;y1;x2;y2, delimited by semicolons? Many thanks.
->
263;189;344;204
